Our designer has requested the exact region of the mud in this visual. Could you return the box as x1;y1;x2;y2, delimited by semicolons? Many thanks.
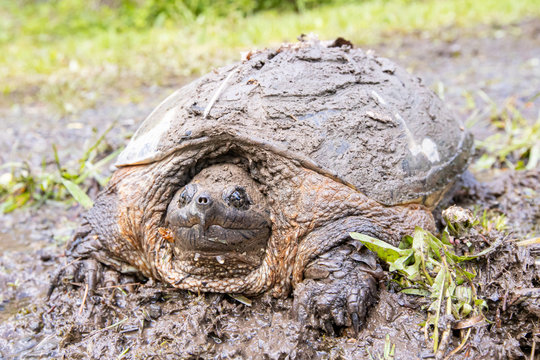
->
1;20;540;360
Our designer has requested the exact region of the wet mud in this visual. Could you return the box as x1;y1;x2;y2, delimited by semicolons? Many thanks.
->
1;20;540;359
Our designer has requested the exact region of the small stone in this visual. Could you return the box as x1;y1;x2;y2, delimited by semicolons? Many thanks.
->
29;320;43;333
147;304;162;319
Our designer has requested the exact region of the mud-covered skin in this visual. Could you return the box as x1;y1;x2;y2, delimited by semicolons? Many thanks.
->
162;164;271;278
294;241;382;335
58;38;468;334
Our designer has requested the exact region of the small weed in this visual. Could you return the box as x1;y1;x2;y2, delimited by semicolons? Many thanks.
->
473;96;540;171
7;279;20;289
351;209;501;356
383;334;395;360
478;209;508;233
117;346;130;359
366;334;395;360
0;124;121;213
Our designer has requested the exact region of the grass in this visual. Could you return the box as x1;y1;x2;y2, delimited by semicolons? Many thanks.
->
0;125;120;213
471;95;540;171
351;207;504;357
2;0;540;113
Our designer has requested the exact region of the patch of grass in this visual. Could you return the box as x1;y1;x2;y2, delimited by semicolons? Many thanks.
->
471;95;540;171
0;125;120;213
2;0;539;113
351;210;503;357
366;334;395;360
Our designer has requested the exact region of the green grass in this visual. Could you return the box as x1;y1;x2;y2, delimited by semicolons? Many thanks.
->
0;125;119;213
2;0;540;112
352;216;499;357
470;95;540;171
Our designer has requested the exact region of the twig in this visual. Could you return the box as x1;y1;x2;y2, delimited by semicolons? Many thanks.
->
516;237;540;247
98;282;142;290
83;318;129;341
289;114;299;121
443;328;472;360
60;257;82;271
78;283;89;315
530;338;536;360
204;67;238;118
117;346;130;359
435;296;453;359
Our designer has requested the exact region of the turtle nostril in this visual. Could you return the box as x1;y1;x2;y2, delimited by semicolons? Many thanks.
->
196;194;211;206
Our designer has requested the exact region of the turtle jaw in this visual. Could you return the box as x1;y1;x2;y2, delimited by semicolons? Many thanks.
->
163;219;270;278
166;198;271;253
162;167;272;277
167;221;270;277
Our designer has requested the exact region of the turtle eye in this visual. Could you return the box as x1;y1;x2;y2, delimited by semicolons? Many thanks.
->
178;184;196;207
225;187;251;210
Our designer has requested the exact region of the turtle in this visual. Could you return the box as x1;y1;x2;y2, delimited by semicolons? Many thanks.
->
56;37;472;334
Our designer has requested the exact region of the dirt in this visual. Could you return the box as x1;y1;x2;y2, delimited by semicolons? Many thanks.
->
1;20;540;360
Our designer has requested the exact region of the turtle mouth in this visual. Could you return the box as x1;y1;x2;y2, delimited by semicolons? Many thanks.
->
162;185;271;276
162;223;270;277
174;223;270;253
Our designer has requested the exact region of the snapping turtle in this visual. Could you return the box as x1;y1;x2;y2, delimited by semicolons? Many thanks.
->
58;38;472;333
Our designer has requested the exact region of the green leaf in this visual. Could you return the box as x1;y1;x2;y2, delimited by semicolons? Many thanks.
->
60;178;93;209
350;232;410;263
1;192;30;214
399;234;413;249
446;237;502;262
526;142;540;169
400;288;430;296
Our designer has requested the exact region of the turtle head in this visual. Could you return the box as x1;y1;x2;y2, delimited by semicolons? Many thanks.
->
164;163;271;277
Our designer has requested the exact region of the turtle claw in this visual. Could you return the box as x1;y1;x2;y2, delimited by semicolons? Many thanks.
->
48;257;104;299
351;312;360;335
292;243;381;336
48;224;105;298
293;272;376;336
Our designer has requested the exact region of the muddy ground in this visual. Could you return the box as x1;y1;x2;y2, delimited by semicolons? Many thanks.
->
1;20;539;359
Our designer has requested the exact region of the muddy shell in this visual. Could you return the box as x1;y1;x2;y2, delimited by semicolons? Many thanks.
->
116;39;472;206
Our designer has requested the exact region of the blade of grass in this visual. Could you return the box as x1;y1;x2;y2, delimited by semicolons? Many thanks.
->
60;178;93;209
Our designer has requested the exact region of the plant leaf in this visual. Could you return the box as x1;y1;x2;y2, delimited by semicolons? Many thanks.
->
61;178;93;209
401;288;430;296
350;232;410;263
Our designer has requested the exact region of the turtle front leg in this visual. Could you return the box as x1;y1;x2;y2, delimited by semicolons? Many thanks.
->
293;240;383;335
48;219;142;299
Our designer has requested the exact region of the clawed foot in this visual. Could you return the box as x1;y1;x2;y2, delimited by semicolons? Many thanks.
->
48;224;115;298
293;243;381;335
48;257;104;298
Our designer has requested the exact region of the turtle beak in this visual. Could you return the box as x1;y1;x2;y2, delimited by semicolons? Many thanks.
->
192;192;213;230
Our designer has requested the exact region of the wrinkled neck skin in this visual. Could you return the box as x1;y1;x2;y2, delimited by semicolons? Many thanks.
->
89;146;435;297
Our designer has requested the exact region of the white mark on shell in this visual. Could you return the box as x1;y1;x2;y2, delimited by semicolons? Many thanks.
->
204;67;239;119
421;138;440;163
409;137;440;163
216;256;225;264
116;106;176;166
394;112;440;163
371;90;387;106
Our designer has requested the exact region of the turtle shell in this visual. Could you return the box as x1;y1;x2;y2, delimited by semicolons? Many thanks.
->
116;39;472;206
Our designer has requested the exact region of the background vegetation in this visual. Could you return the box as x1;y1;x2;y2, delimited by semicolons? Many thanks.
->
2;0;540;112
